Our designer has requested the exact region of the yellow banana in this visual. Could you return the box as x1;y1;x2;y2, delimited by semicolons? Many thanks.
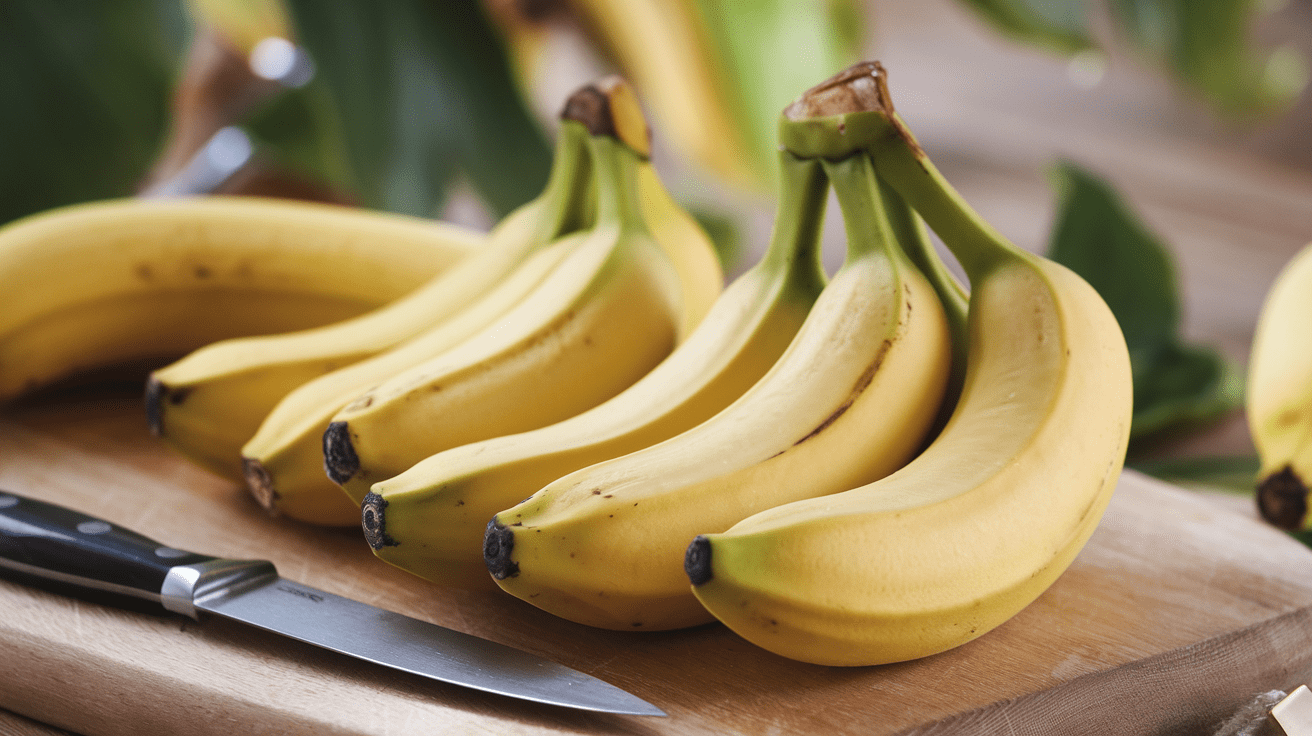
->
0;196;473;403
145;111;596;482
323;125;687;507
242;233;586;525
1247;240;1312;530
361;152;829;587
566;0;758;188
485;137;953;631
236;76;721;525
687;62;1133;666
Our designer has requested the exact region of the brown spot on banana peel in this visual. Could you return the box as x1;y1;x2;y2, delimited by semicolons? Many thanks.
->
791;337;892;449
361;492;398;550
484;519;519;579
1257;466;1309;530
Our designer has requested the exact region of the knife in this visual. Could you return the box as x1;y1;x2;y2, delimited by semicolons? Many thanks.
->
0;489;664;717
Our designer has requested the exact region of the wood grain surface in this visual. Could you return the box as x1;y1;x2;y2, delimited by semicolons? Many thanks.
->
0;386;1310;735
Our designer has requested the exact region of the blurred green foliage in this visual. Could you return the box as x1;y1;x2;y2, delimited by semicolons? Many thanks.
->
1046;160;1244;445
961;0;1309;114
279;0;551;218
0;1;189;225
0;0;1305;230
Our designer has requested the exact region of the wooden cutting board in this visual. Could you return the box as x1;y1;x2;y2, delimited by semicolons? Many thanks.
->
1;386;1311;736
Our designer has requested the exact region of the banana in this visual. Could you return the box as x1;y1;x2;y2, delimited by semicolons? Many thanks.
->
236;76;721;525
566;0;759;188
0;196;474;403
361;151;830;587
484;131;953;631
686;61;1133;666
322;117;688;508
242;233;587;524
1247;241;1312;530
145;108;597;482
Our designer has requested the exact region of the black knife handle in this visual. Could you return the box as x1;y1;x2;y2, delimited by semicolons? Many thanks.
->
0;489;216;608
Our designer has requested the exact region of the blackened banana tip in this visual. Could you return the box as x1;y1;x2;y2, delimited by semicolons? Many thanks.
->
361;492;396;550
484;519;518;580
684;535;713;587
322;421;360;485
143;376;165;436
1257;465;1309;530
242;457;279;513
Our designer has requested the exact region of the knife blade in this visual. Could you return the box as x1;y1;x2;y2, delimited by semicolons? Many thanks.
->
0;489;664;717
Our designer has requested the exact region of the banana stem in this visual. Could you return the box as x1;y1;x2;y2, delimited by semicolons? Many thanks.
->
877;168;969;421
757;152;829;285
776;60;1030;283
868;136;1023;281
820;152;904;265
535;121;597;241
586;135;648;231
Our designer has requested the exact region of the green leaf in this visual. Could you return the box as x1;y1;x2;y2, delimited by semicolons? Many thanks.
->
955;0;1095;56
1110;0;1308;115
280;0;552;218
1046;159;1243;443
0;1;190;226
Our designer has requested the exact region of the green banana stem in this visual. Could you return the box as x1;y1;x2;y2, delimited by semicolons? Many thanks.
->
868;139;1024;280
585;134;647;231
819;152;906;267
534;120;597;242
757;152;830;292
777;61;1031;282
877;170;969;424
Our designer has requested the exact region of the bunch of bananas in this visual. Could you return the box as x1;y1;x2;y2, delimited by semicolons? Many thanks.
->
1249;241;1312;532
0;64;1135;669
143;76;723;526
474;62;1132;666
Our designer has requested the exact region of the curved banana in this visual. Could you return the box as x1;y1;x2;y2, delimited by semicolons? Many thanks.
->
1247;240;1312;530
322;119;686;507
236;76;721;525
145;112;596;482
687;61;1133;666
484;141;953;631
0;196;474;403
361;152;829;587
241;233;587;525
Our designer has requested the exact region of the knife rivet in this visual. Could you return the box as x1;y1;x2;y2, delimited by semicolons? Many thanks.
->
154;547;190;559
77;520;112;535
0;494;17;509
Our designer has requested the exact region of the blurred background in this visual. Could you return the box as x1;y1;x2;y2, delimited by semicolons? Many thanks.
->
3;0;1311;486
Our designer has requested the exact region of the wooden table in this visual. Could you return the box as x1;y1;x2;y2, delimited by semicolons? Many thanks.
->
2;387;1311;736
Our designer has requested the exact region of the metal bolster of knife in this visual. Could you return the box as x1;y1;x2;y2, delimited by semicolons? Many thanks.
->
160;559;278;619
